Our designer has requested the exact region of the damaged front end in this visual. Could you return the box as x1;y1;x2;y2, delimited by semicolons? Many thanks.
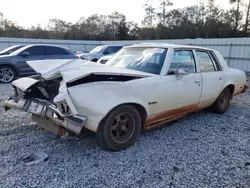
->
3;59;154;136
4;76;87;136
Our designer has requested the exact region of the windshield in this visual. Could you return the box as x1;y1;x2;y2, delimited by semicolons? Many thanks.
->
0;45;25;55
90;46;105;53
106;47;168;75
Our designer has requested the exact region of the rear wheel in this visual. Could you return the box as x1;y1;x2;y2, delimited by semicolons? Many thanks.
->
211;87;231;114
97;105;141;151
0;66;16;83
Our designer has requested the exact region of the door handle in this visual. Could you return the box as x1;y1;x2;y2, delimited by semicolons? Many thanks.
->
195;81;201;84
219;77;224;80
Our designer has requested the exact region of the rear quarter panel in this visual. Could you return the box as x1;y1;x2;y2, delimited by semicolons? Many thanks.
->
214;50;247;96
223;68;247;96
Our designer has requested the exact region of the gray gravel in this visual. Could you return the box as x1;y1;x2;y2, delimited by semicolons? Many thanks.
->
0;83;11;101
0;80;250;188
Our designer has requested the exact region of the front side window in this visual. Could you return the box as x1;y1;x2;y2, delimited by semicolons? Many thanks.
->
106;47;167;75
196;51;216;73
168;50;196;75
24;46;45;56
45;46;69;55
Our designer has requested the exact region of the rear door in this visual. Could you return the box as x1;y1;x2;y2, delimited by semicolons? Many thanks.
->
16;46;45;76
195;50;226;108
45;46;75;60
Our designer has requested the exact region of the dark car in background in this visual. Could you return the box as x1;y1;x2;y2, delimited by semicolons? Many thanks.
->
0;45;26;56
0;44;79;83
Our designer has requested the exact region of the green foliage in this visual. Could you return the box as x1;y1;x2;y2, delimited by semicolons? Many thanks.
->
0;0;249;40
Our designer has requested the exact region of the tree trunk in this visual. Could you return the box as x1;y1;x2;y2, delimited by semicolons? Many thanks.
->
233;0;241;35
244;0;250;35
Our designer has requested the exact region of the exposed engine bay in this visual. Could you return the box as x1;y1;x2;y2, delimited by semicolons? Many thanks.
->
12;76;62;102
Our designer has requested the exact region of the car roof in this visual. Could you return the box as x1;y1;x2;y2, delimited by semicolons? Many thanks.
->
23;44;69;49
9;44;72;55
129;43;213;51
99;44;124;47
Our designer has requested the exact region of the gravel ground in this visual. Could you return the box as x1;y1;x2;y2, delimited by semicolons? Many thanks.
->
0;83;11;101
0;80;250;188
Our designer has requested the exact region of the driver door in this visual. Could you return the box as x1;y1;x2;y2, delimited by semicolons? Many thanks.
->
148;49;202;122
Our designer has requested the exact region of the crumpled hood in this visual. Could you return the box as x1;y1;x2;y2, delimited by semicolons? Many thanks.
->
60;61;156;83
26;59;155;83
26;59;88;80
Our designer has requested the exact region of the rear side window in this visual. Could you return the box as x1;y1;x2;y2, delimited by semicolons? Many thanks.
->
112;46;123;53
25;46;45;56
209;52;222;71
45;46;70;55
196;51;216;73
104;46;123;55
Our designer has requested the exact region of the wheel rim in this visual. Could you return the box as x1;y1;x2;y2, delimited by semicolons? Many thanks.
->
110;112;135;144
218;90;229;109
0;68;14;83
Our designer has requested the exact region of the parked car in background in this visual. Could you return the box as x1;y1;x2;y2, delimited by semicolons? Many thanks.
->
0;45;26;56
3;43;248;151
79;45;124;62
97;54;114;64
0;44;79;83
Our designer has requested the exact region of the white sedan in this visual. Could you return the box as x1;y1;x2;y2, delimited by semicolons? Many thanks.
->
4;44;248;151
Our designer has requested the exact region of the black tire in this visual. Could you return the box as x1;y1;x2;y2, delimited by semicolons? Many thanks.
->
211;87;231;114
0;65;16;83
97;105;141;151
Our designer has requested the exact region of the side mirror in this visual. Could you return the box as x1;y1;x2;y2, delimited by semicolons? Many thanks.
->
22;51;30;57
176;68;188;79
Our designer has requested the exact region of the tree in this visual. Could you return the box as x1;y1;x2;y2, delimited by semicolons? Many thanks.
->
0;3;248;40
244;0;250;35
229;0;242;35
142;0;156;27
157;0;173;26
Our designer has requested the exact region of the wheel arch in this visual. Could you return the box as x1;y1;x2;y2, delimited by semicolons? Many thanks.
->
97;102;148;132
221;81;235;96
226;84;235;95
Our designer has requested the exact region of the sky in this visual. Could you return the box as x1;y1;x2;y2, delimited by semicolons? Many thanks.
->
0;0;231;28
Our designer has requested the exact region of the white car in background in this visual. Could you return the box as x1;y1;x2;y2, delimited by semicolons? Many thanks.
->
97;54;114;64
79;45;124;62
4;44;248;151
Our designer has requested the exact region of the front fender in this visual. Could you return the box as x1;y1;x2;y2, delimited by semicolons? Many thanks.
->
60;82;149;132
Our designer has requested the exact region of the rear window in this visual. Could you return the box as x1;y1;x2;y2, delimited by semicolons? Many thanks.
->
45;46;70;55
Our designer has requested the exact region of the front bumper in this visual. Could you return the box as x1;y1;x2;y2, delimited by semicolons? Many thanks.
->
3;98;87;136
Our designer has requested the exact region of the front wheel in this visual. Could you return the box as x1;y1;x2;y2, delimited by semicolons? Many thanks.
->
97;105;141;151
211;87;231;114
